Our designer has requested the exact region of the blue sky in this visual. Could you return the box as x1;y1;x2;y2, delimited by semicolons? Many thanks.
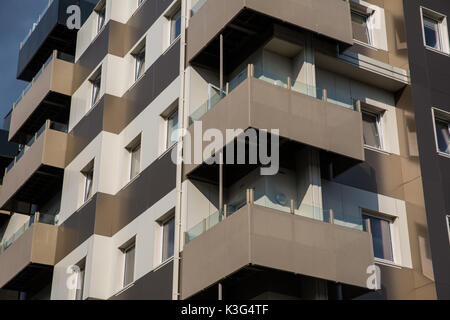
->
0;0;50;124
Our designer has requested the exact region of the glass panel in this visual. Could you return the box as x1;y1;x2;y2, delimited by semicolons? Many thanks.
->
162;217;175;261
75;269;85;300
363;215;394;261
423;16;441;50
166;110;179;148
123;245;135;287
362;111;382;149
436;119;450;154
91;76;101;106
84;170;94;202
170;8;182;43
130;144;141;180
97;6;106;32
135;48;146;80
352;11;371;44
191;0;207;16
254;67;288;88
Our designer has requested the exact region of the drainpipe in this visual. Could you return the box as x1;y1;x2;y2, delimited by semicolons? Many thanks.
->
172;0;188;301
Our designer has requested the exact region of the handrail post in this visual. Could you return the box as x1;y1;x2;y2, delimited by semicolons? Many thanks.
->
290;200;295;215
355;99;362;112
365;218;372;234
35;211;40;224
225;82;229;95
329;209;334;224
322;88;327;102
248;64;254;78
287;76;291;90
223;204;228;219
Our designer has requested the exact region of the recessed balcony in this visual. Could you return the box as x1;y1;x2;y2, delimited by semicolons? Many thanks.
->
0;121;69;214
0;213;58;296
182;190;374;299
187;0;353;70
185;64;365;179
17;0;96;81
10;51;74;145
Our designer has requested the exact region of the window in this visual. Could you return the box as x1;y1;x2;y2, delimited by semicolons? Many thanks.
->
82;162;94;202
129;142;141;180
169;7;182;44
435;117;450;154
75;259;86;300
97;2;106;33
447;216;450;244
351;9;372;45
161;216;175;262
90;73;101;107
123;244;135;287
137;0;145;7
362;110;383;150
166;109;179;149
421;8;450;54
134;46;146;81
363;214;394;262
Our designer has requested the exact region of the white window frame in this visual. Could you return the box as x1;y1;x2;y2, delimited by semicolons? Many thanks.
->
446;215;450;245
363;211;396;264
420;7;450;55
165;108;179;150
351;8;374;46
362;109;385;151
83;168;94;203
133;45;146;82
168;6;182;45
431;107;450;158
96;1;106;34
161;215;175;264
129;141;141;181
122;243;136;288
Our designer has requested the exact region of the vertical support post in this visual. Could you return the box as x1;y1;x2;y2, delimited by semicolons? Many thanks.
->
218;283;223;301
355;100;362;113
35;211;40;224
223;204;228;219
220;34;224;92
248;64;254;78
329;209;334;224
226;82;229;95
365;218;372;234
290;200;295;215
322;88;327;102
287;76;291;90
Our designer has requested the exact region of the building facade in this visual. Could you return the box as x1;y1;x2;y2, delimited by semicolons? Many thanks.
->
0;0;448;300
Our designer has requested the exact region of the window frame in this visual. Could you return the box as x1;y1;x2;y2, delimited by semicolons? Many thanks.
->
129;141;141;181
122;243;136;288
169;6;182;45
165;108;179;150
74;259;86;301
351;8;373;46
446;215;450;245
361;109;385;151
420;7;450;55
134;46;146;82
161;215;175;263
90;72;102;108
363;211;396;263
96;2;106;34
432;107;450;157
83;168;94;203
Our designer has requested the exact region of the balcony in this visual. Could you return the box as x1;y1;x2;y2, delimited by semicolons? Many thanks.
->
0;130;19;184
0;121;68;214
181;190;374;299
0;213;58;295
187;0;353;69
185;64;365;179
17;0;96;81
10;51;74;144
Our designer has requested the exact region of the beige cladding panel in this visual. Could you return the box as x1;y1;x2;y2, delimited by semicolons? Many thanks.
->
181;204;374;299
184;78;364;177
9;58;75;142
187;0;353;62
0;224;58;288
0;129;68;208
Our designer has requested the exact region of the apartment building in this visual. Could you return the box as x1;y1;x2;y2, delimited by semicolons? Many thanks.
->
0;0;448;300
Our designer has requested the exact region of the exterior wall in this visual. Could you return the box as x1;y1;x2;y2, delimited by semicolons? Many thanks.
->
403;0;450;299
